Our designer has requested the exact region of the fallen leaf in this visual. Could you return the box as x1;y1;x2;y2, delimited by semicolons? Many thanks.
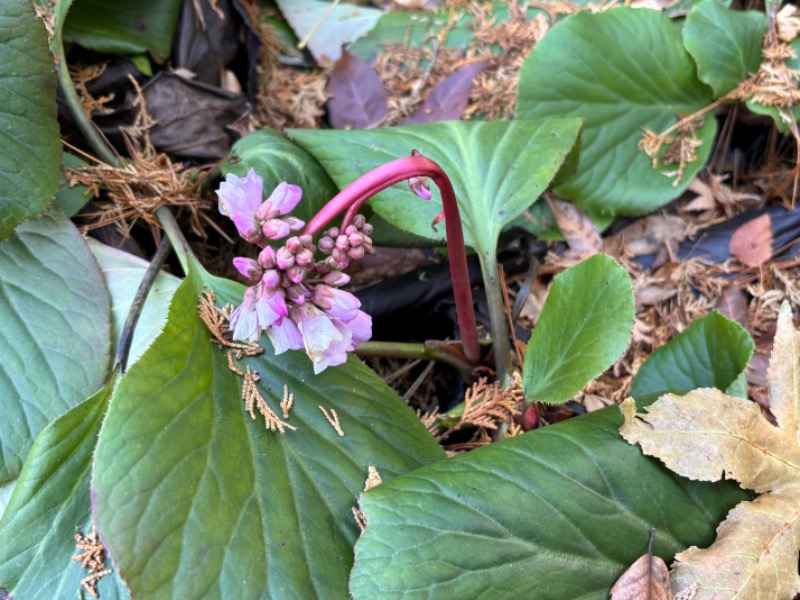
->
545;195;603;255
617;215;688;259
277;0;383;64
715;284;748;327
611;533;672;600
327;50;388;129
730;213;773;267
402;61;487;125
620;302;800;599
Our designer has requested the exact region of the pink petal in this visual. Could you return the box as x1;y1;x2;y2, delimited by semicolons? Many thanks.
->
217;169;263;218
267;182;303;215
262;218;291;240
229;304;260;343
232;257;263;281
346;311;372;346
267;317;304;354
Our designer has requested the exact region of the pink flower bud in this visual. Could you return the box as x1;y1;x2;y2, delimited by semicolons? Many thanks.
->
232;257;263;281
258;246;277;269
262;218;290;240
296;248;315;266
276;246;295;270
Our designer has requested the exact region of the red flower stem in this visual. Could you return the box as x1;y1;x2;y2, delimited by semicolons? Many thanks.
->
302;155;481;363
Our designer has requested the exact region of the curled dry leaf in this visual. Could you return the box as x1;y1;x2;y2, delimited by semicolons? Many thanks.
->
729;213;773;268
611;554;672;600
545;195;603;256
620;302;800;599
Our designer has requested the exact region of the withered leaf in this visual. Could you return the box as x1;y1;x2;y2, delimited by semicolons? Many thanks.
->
620;302;800;599
611;554;672;600
327;50;388;130
545;195;603;256
730;214;773;268
402;61;487;125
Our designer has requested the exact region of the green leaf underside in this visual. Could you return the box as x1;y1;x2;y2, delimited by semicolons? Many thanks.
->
0;210;110;482
289;119;582;264
92;261;445;599
88;239;181;368
221;129;340;225
61;0;182;61
524;254;634;404
683;0;767;97
517;8;715;216
0;0;61;241
0;387;129;600
631;310;754;399
350;402;748;599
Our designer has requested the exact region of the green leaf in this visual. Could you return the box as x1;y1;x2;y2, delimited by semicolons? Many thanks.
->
631;310;754;399
683;0;767;97
289;120;582;265
88;239;181;368
0;210;110;482
55;151;91;217
0;480;15;521
349;402;749;599
0;387;129;600
517;8;715;216
0;0;61;241
523;254;634;404
221;129;340;225
92;261;445;599
61;0;182;61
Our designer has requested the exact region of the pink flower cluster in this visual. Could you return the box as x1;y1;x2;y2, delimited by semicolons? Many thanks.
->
217;169;372;374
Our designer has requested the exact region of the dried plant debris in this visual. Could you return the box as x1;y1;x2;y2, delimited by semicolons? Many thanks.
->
621;302;800;598
72;530;112;599
197;290;263;357
438;376;522;447
353;465;383;531
67;133;211;239
319;405;345;437
227;351;296;433
639;118;706;187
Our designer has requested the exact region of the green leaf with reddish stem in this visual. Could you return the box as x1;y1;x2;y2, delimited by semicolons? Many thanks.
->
289;119;582;265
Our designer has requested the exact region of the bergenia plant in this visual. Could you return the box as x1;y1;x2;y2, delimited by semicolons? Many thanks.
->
217;169;373;373
217;152;481;374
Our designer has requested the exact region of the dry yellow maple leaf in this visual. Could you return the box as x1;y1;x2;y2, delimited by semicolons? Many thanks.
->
620;301;800;600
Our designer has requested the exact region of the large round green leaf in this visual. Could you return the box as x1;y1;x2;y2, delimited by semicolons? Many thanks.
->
0;0;61;240
683;0;767;97
221;129;340;225
631;310;754;399
349;403;748;599
0;209;110;482
0;387;129;600
92;261;445;599
524;254;634;404
517;8;715;216
289;120;582;265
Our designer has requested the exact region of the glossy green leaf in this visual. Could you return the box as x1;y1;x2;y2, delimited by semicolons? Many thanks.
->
289;120;582;264
350;402;749;599
0;480;15;521
0;210;110;482
683;0;767;97
0;0;61;240
221;129;340;225
631;310;754;399
88;240;181;368
61;0;182;61
524;254;634;404
0;387;129;600
92;260;445;599
517;8;715;216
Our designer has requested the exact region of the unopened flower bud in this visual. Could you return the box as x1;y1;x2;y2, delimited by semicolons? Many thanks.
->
258;246;277;269
348;246;365;261
296;248;315;266
287;264;307;284
262;218;290;240
276;246;295;270
318;235;336;254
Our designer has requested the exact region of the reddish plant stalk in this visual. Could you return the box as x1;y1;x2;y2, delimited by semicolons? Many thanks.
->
302;155;481;363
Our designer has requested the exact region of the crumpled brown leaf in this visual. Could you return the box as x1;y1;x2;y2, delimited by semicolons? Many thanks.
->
620;302;800;599
610;531;673;600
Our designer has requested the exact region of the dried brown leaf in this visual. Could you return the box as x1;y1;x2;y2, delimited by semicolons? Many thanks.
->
620;302;800;598
327;49;388;129
402;61;487;125
730;214;773;268
545;196;603;256
611;554;672;600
